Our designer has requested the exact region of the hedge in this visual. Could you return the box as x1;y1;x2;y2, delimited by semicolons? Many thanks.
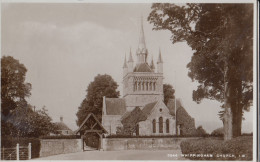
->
1;136;40;159
180;136;253;160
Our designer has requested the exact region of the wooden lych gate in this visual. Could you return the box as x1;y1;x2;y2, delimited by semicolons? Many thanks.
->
76;113;107;151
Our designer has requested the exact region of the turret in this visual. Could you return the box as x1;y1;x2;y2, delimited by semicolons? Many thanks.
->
157;48;163;73
123;54;128;76
128;48;134;72
150;56;155;72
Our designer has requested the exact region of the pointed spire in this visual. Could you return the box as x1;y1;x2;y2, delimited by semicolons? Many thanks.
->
128;47;134;62
157;48;163;63
137;15;147;53
123;53;128;68
150;55;155;69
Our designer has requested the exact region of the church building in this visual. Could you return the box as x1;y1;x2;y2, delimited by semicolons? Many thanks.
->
102;19;195;136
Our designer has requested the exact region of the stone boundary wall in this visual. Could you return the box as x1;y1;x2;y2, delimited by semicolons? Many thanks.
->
40;139;82;157
102;137;200;151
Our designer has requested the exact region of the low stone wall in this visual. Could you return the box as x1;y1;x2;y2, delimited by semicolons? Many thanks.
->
40;139;82;157
102;137;200;151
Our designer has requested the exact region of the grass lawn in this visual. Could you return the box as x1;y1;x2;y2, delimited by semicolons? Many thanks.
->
180;136;253;160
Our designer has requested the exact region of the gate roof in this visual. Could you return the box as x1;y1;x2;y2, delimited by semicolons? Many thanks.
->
75;113;108;134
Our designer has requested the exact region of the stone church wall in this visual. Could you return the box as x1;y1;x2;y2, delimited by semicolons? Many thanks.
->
102;115;122;135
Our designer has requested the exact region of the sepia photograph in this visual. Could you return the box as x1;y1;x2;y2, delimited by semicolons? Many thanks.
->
1;1;258;161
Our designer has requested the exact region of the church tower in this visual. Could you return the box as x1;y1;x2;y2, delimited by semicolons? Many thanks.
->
123;18;164;111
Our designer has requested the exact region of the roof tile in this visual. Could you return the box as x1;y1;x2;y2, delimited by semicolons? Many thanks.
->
106;98;126;115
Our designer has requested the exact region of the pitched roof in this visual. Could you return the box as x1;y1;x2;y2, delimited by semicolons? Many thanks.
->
55;122;72;131
134;63;153;72
121;107;147;124
142;101;157;116
76;113;108;134
121;111;131;121
166;98;182;116
105;98;126;115
176;106;194;125
167;99;175;116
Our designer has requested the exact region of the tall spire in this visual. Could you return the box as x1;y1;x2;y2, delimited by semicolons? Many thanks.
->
128;47;134;62
157;48;163;63
123;53;128;68
138;15;147;51
136;15;148;63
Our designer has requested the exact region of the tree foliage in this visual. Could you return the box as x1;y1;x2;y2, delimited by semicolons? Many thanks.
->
148;3;253;137
5;105;57;137
1;56;56;137
1;56;31;116
76;74;119;126
163;84;175;105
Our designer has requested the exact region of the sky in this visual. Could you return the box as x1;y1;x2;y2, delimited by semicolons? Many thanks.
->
1;3;254;133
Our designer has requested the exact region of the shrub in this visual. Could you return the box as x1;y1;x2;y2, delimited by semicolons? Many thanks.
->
1;136;40;159
196;126;209;137
40;135;80;139
180;136;253;160
211;127;224;137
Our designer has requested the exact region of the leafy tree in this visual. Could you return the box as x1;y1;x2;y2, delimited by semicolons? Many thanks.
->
148;3;253;137
211;127;224;137
5;103;57;137
1;56;56;137
163;84;175;105
196;125;207;137
76;74;119;126
1;56;31;116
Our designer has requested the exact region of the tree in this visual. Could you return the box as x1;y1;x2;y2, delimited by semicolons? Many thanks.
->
1;56;56;137
4;103;57;137
148;3;253;137
196;125;207;137
1;56;32;117
163;84;175;105
211;127;224;137
76;74;119;126
1;56;32;136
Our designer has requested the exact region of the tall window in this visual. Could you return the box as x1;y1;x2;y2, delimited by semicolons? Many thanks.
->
138;82;141;91
166;119;169;133
159;117;163;133
152;119;156;133
136;124;139;136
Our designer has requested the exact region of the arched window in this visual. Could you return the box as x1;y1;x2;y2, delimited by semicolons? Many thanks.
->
136;124;139;136
159;117;163;133
138;82;141;91
152;119;156;133
153;82;156;91
166;119;169;133
146;82;148;91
